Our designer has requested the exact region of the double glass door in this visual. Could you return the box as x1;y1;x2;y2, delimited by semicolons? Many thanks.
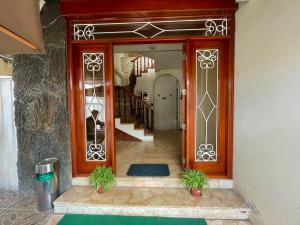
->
70;40;231;178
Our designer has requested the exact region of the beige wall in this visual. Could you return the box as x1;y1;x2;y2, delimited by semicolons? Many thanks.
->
234;0;300;225
0;59;12;75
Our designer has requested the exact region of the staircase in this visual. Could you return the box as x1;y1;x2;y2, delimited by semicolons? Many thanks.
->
114;56;155;141
132;55;155;77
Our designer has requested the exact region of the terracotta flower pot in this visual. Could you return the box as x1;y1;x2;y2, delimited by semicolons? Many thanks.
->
97;186;105;193
191;188;201;197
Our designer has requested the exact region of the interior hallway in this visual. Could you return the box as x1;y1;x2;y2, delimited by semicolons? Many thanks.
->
116;129;182;178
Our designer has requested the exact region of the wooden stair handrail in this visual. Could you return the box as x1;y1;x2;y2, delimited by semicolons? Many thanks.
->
115;86;154;133
116;86;153;109
131;56;155;77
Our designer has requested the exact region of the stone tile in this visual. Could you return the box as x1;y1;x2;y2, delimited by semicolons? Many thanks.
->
0;209;51;225
197;208;239;220
44;214;64;225
153;207;198;218
54;186;250;220
206;220;252;225
0;192;52;224
122;207;154;216
0;190;53;225
0;190;38;210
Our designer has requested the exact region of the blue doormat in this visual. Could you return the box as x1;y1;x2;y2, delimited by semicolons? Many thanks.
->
127;164;170;176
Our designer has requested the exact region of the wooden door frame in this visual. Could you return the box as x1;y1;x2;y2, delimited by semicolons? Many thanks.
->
66;17;235;179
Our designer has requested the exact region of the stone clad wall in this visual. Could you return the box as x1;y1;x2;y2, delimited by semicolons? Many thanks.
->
13;0;71;194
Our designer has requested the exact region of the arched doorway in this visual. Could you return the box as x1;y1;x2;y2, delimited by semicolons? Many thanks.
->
153;74;179;130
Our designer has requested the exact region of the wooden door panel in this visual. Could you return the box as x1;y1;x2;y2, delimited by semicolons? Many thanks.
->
71;43;115;176
181;44;187;169
187;39;231;177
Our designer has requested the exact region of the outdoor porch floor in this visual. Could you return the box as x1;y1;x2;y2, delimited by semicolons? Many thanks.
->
53;186;250;221
0;190;51;225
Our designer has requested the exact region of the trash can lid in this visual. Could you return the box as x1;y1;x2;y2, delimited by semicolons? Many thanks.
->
35;158;58;174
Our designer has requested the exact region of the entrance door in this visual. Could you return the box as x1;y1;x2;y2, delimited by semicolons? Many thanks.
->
69;40;232;178
186;39;231;177
71;43;115;176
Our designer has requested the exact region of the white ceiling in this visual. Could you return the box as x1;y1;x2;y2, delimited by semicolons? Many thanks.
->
0;0;44;54
114;43;184;70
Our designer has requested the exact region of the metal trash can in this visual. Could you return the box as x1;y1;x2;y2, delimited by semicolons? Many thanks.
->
35;157;59;211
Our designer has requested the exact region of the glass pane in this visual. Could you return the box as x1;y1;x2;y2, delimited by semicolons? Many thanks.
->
195;49;218;162
83;53;106;161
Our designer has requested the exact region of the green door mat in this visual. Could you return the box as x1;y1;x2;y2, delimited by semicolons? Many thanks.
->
58;214;207;225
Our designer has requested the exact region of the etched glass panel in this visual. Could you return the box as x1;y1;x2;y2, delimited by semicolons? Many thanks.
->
74;19;228;40
195;49;218;162
83;53;106;161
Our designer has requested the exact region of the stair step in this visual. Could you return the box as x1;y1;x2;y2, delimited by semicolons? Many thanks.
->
72;177;233;189
54;186;250;220
115;118;153;141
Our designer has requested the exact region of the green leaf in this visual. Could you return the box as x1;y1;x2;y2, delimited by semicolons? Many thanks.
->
88;166;116;192
181;169;208;192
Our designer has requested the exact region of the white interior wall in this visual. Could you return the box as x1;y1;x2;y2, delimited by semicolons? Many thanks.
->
0;77;18;191
135;70;183;127
235;0;300;224
154;74;179;130
135;69;182;104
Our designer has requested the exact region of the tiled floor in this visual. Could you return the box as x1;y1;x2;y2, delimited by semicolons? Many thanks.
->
116;129;182;178
206;221;252;225
55;186;247;209
44;214;63;225
0;190;52;225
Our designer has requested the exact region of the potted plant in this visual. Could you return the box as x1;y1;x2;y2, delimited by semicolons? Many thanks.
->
89;166;116;193
181;169;208;197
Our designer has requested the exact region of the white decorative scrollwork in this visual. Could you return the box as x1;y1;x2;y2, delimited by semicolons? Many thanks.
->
197;144;216;161
196;49;218;162
84;53;103;72
83;53;106;161
74;25;95;40
73;18;228;40
87;143;105;161
205;19;227;36
197;50;217;69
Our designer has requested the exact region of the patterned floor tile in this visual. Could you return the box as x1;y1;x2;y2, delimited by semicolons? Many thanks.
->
0;190;52;225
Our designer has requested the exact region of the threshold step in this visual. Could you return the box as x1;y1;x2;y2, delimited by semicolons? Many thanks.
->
54;186;250;220
72;177;233;189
